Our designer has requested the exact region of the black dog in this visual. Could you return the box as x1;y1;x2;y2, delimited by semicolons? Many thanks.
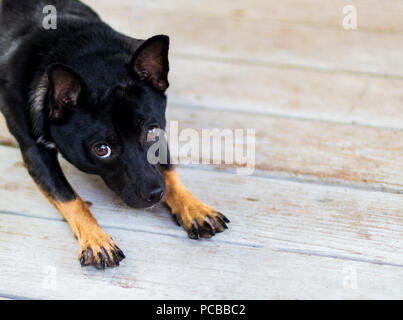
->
0;0;229;269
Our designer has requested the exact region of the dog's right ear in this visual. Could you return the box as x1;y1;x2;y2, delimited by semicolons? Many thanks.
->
47;64;82;121
130;35;170;92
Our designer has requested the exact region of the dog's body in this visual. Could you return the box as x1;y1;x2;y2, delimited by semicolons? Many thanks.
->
0;0;229;269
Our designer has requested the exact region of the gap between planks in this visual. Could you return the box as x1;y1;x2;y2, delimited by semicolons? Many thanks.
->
2;204;403;276
170;101;403;133
1;131;403;196
276;248;403;269
2;144;403;263
2;206;403;270
1;134;403;197
2;144;403;298
0;209;263;249
2;201;403;293
174;53;403;82
185;165;403;196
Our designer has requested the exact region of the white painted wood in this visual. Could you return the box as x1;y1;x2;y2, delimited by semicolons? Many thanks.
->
1;145;403;299
84;0;403;77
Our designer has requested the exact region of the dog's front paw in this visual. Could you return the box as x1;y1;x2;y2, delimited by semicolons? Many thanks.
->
168;192;230;239
78;231;125;269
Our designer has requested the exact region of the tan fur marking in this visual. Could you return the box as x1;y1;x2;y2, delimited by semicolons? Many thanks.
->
36;185;124;268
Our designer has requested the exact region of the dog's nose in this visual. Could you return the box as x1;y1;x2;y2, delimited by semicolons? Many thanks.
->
146;187;164;204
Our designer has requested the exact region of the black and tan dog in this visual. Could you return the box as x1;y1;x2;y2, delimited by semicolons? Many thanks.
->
0;0;229;269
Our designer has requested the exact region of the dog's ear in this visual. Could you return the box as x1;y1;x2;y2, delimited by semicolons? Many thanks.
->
130;35;170;92
47;64;82;121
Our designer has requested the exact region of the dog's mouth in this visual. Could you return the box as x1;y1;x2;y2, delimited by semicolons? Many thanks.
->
117;188;165;209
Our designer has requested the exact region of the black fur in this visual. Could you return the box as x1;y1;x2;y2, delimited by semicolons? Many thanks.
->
0;0;172;207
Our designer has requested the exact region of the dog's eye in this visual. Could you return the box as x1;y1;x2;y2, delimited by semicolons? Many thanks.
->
147;126;161;143
93;143;112;158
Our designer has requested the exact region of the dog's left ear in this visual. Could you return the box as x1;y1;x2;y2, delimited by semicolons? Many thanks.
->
130;35;170;92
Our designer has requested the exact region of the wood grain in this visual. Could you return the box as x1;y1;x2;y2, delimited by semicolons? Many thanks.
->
2;102;403;192
0;0;402;300
1;145;403;299
127;0;403;33
166;105;403;191
168;58;403;129
4;56;403;131
84;0;403;77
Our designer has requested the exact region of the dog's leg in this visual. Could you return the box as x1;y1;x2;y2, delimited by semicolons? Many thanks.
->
161;167;230;239
20;141;125;269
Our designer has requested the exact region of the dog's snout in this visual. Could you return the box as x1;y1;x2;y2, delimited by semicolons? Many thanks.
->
146;187;164;204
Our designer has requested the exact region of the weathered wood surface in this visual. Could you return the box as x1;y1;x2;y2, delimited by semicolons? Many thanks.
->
85;0;403;77
1;146;403;299
3;103;403;192
1;0;403;299
8;56;403;129
129;0;403;33
0;116;15;147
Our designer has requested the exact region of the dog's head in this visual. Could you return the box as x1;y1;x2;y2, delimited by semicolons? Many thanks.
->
41;35;170;208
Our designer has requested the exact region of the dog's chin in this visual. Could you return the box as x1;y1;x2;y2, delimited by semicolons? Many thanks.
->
120;196;162;209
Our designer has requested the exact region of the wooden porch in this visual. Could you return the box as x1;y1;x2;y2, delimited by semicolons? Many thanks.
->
1;0;403;299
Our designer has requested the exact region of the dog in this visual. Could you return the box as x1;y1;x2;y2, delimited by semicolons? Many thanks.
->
0;0;229;269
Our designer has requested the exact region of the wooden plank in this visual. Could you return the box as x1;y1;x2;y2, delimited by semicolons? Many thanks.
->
2;213;403;299
84;0;403;77
168;58;403;129
1;144;403;266
127;0;403;33
5;55;403;130
2;101;403;191
0;213;268;299
4;57;403;131
1;145;403;298
1;1;398;129
0;115;15;147
85;0;403;33
166;104;403;191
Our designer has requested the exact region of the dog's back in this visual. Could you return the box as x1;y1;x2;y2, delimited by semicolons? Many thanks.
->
0;0;99;27
0;0;100;73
